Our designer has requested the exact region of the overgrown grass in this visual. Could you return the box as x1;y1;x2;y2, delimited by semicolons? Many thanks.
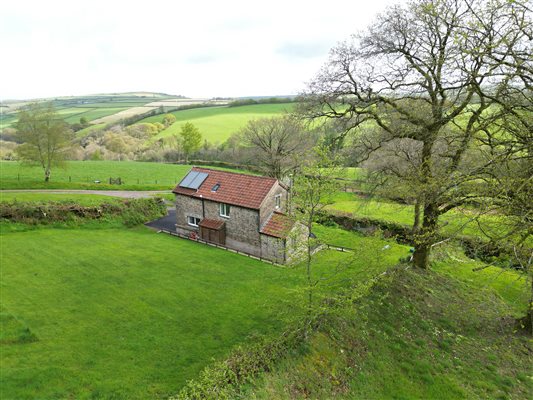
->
0;161;248;190
327;192;511;240
139;103;294;143
238;267;531;399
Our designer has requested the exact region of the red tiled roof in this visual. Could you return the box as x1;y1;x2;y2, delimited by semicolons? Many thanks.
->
199;218;225;230
260;212;295;238
173;167;278;210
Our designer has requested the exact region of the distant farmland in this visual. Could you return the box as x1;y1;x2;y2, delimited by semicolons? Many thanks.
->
0;93;187;129
139;103;294;143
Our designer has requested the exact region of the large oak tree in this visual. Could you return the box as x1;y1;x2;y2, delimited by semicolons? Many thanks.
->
300;0;532;270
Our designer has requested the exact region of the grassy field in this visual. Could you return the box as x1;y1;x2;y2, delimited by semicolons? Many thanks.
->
0;221;408;399
0;93;176;128
138;103;294;143
326;192;509;240
0;161;248;190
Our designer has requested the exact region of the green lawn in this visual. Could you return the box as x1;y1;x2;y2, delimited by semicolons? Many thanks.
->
0;227;300;399
0;161;249;190
0;219;411;399
139;103;294;143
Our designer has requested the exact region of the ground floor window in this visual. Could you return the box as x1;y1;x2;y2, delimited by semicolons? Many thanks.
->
187;216;201;227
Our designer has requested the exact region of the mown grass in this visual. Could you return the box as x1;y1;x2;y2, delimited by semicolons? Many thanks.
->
0;161;248;190
0;219;410;399
139;103;294;143
0;227;300;399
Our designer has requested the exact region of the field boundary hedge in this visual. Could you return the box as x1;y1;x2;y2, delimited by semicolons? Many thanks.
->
318;210;515;265
0;198;166;226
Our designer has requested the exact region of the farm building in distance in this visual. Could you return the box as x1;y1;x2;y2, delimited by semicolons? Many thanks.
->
173;167;303;263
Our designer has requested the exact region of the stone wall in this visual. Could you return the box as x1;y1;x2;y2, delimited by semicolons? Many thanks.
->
175;195;203;235
259;182;288;226
175;194;262;255
260;235;286;263
202;198;261;250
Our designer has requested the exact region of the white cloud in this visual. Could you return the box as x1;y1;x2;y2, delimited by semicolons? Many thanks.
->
0;0;402;100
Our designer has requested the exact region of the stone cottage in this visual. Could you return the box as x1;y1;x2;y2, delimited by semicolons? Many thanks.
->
172;167;303;263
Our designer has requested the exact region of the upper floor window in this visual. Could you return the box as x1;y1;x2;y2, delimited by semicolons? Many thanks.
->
275;194;282;209
219;203;230;218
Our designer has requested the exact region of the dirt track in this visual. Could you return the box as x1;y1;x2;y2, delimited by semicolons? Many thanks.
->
0;190;170;199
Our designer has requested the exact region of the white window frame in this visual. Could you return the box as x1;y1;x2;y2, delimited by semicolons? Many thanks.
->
187;216;201;227
219;203;230;218
275;194;282;209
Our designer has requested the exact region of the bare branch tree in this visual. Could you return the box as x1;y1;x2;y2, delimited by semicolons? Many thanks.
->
300;0;532;270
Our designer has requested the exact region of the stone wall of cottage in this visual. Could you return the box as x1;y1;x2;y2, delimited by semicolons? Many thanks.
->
259;182;288;226
202;198;261;254
175;194;262;255
175;195;203;236
260;235;286;263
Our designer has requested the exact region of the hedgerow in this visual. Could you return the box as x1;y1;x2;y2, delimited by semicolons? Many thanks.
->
0;198;166;227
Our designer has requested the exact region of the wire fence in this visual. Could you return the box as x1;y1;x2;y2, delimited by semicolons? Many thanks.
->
5;174;181;186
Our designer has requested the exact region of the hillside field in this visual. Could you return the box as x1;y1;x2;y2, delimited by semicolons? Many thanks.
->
139;103;294;143
325;192;513;241
0;93;183;129
0;161;249;190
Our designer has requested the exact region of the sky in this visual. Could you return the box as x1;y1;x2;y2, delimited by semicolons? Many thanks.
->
1;0;400;100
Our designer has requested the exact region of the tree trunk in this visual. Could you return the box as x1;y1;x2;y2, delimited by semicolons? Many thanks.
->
412;202;438;269
44;168;51;182
413;243;431;269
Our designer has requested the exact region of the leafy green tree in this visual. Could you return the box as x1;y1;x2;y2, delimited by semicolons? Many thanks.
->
293;146;342;327
162;113;176;127
179;122;202;163
15;102;74;181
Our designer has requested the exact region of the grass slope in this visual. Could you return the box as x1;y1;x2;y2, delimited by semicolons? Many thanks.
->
0;161;248;190
0;93;174;128
139;103;294;143
244;267;531;399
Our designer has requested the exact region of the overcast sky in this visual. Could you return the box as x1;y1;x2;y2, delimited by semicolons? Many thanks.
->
1;0;400;100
